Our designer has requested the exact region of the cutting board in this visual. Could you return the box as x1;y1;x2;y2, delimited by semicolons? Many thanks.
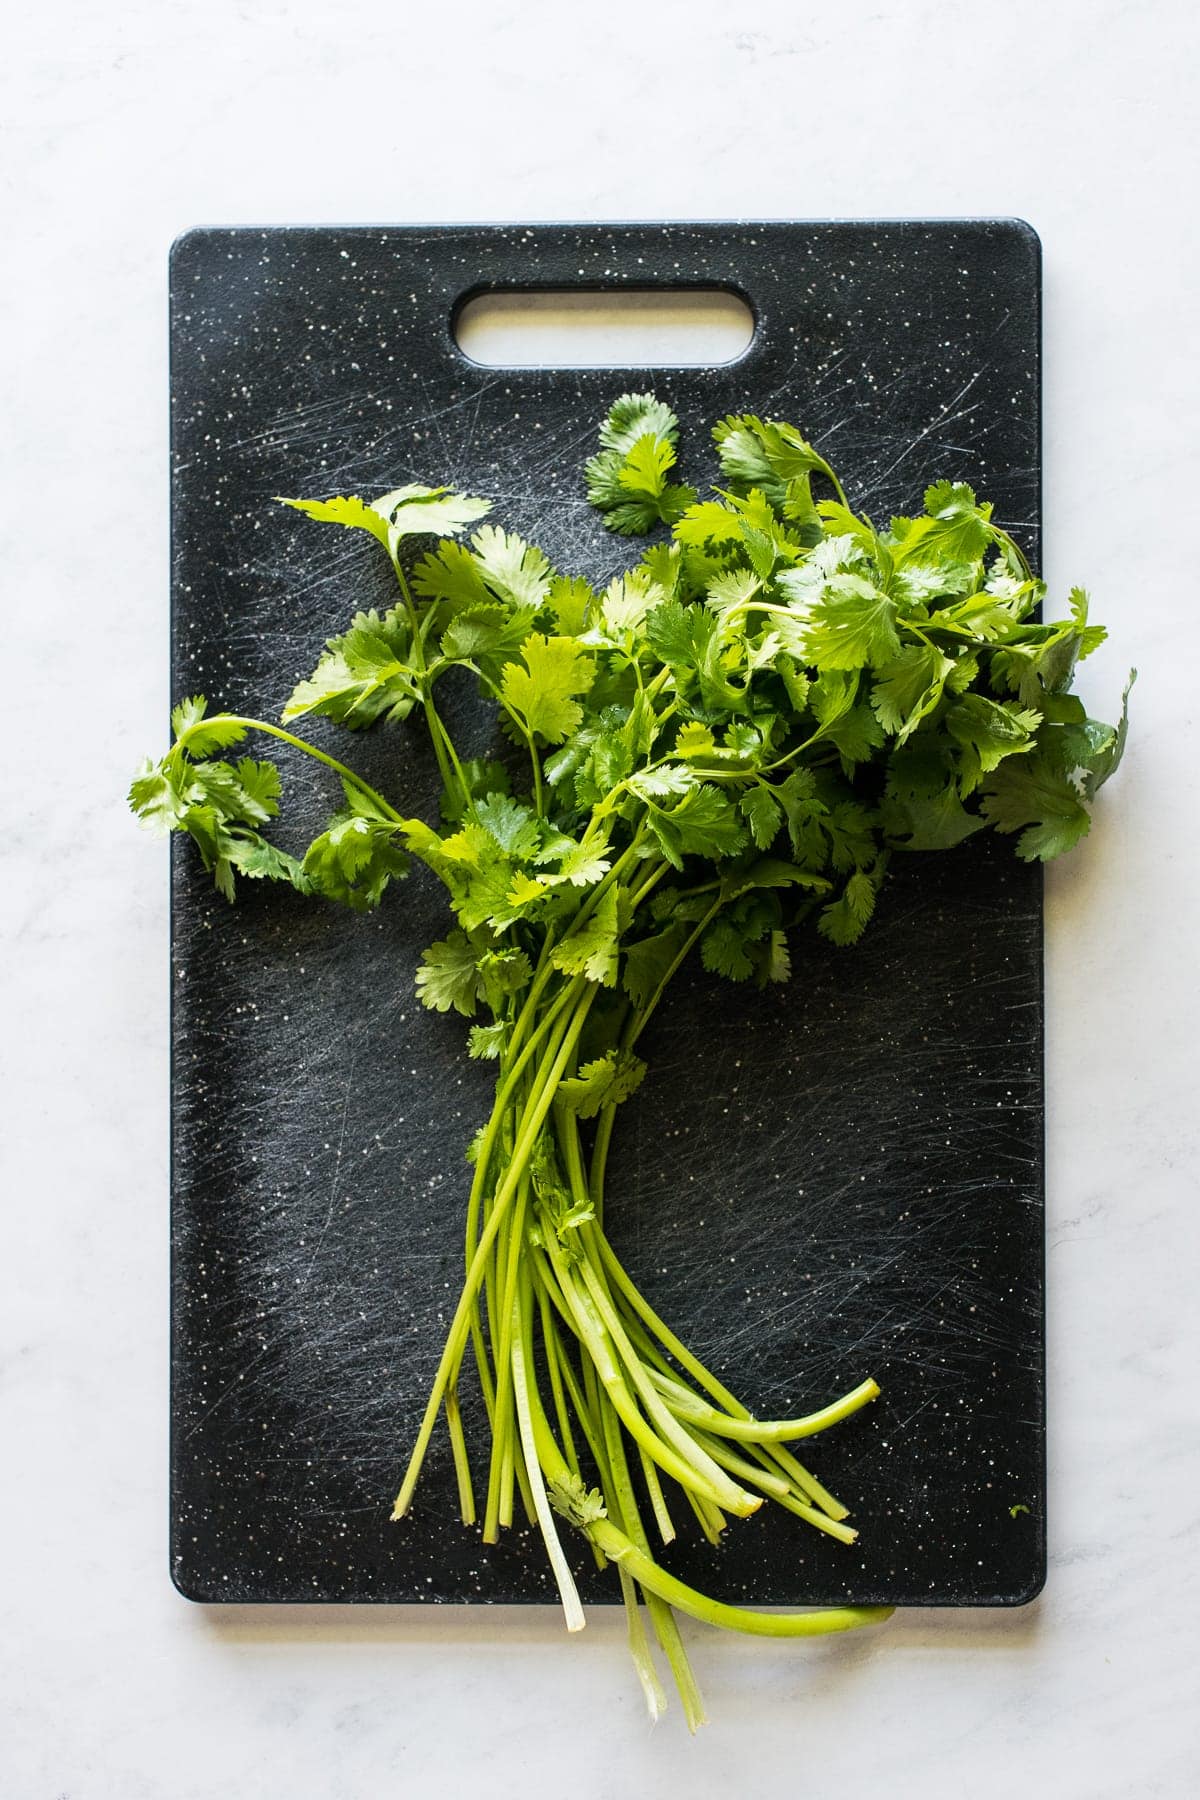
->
169;219;1045;1607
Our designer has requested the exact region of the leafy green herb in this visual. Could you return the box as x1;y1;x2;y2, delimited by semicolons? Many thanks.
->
132;395;1130;1728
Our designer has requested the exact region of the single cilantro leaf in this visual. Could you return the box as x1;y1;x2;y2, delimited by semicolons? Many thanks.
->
283;606;418;727
412;540;491;610
439;758;510;826
303;815;410;910
548;574;594;635
476;948;534;1013
946;694;1041;794
415;932;483;1015
474;793;543;861
675;721;718;760
597;570;663;638
978;754;1093;861
627;764;696;801
468;1022;507;1060
648;783;748;868
470;524;554;608
232;758;283;824
819;868;880;946
128;758;188;834
871;645;956;742
672;500;745;548
587;404;695;535
762;929;791;984
883;780;986;851
700;915;757;980
169;696;249;759
277;493;392;550
719;857;831;900
598;393;681;454
505;871;550;911
224;835;310;891
440;603;537;672
890;480;994;567
501;634;596;744
805;575;900;672
1083;670;1135;798
551;885;621;986
827;703;886;765
541;838;613;887
557;1050;648;1119
740;786;784;850
170;695;209;739
373;483;492;542
644;597;718;686
622;924;688;1009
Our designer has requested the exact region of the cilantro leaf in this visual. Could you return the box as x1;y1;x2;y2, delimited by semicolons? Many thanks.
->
169;696;249;759
622;924;688;1008
501;634;595;744
303;814;410;910
468;1022;508;1060
740;785;784;850
978;753;1093;862
372;483;492;542
551;885;621;986
587;394;695;534
283;606;419;727
647;783;748;869
277;493;393;550
416;932;484;1015
805;575;900;672
470;525;555;609
819;868;881;946
871;646;956;742
946;694;1041;795
557;1050;648;1119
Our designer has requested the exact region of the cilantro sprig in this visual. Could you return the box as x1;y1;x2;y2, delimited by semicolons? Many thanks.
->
133;396;1130;1727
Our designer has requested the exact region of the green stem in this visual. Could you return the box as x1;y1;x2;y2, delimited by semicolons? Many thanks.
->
482;1171;531;1542
388;562;458;799
175;716;405;823
589;1226;850;1520
556;1113;759;1515
599;1383;707;1732
646;1368;882;1443
539;1228;739;1514
443;1387;476;1525
511;1273;585;1631
391;984;596;1518
589;1518;894;1639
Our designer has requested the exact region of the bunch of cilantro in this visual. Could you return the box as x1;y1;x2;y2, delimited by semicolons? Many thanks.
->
131;395;1130;1727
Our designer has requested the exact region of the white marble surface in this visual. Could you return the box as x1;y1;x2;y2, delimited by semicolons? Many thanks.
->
4;1;1199;1794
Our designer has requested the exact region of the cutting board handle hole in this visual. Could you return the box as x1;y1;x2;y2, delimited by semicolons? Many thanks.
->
453;287;755;368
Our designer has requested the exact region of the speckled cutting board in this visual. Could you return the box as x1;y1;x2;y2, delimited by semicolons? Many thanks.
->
169;219;1045;1607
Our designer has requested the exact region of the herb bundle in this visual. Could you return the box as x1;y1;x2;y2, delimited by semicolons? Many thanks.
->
133;396;1129;1725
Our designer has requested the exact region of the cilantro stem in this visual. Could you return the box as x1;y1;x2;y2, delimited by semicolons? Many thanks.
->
596;1374;707;1731
646;1369;882;1443
174;715;407;822
482;1171;532;1542
443;1386;476;1526
539;1227;740;1513
392;986;596;1518
587;1520;893;1639
511;1274;585;1631
587;1227;849;1519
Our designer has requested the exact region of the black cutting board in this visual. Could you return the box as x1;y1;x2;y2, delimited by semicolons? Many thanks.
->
169;219;1045;1607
